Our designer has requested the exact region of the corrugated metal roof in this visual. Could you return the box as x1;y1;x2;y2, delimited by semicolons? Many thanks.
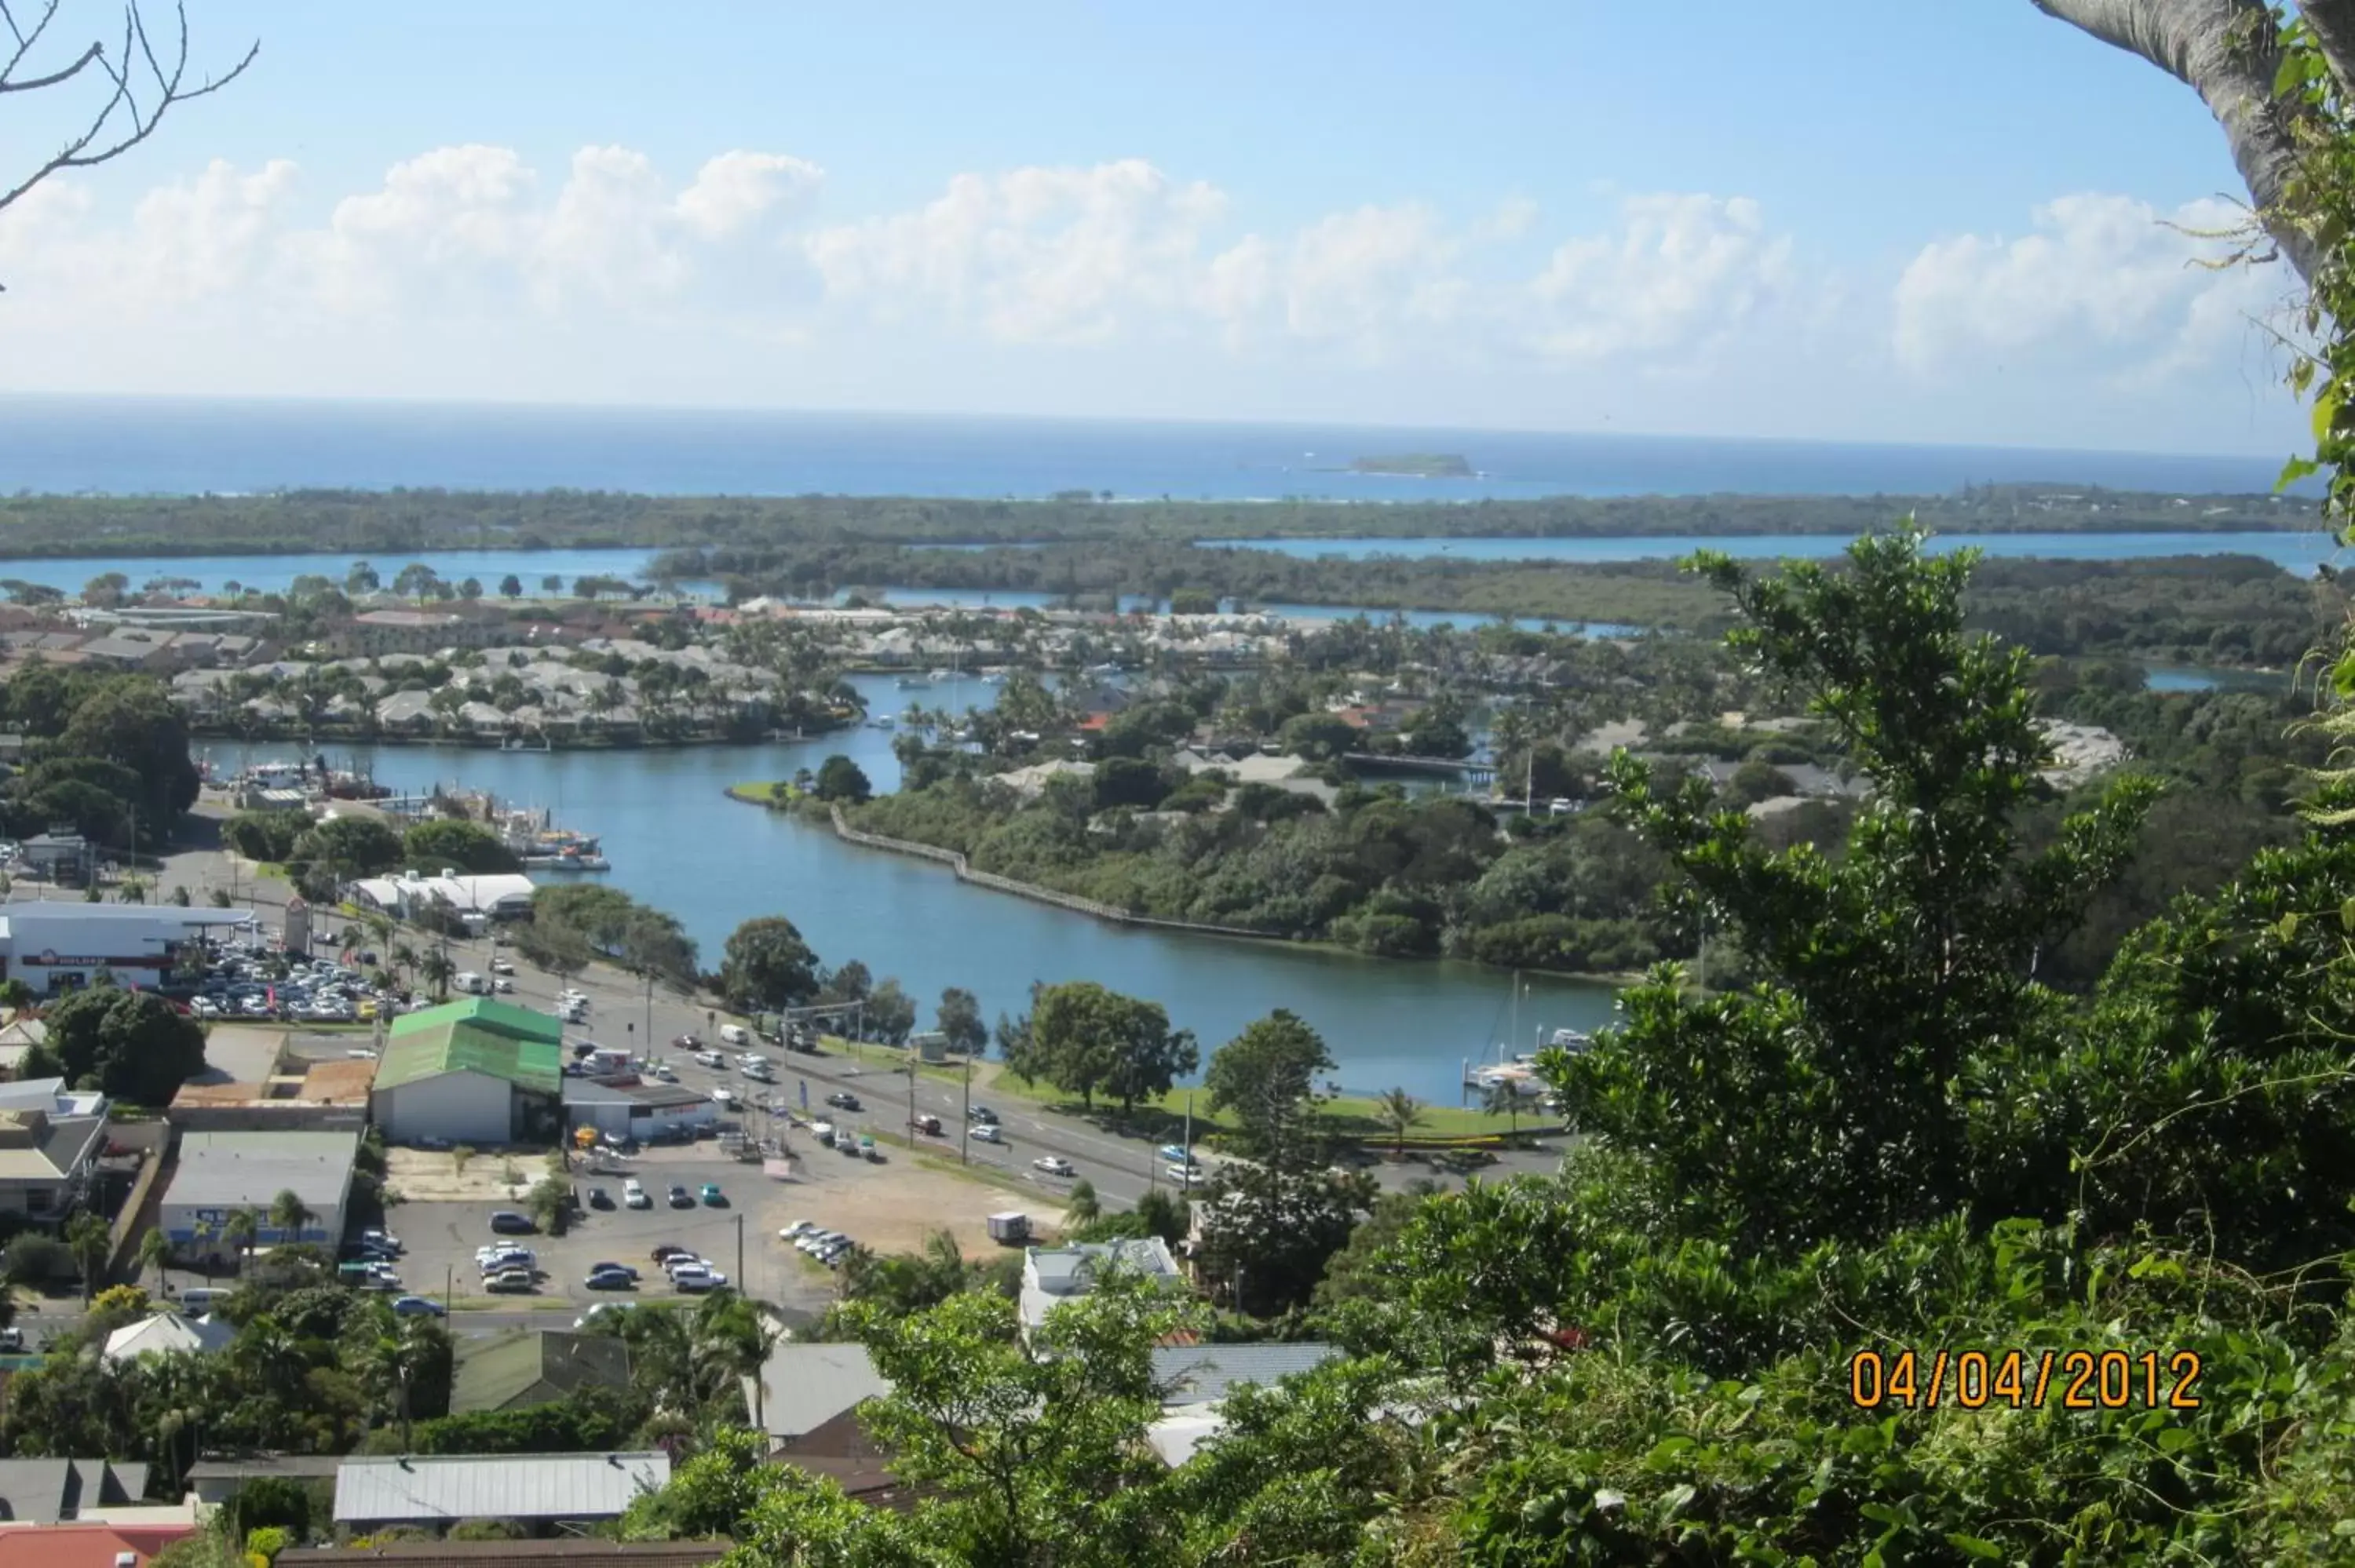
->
451;1330;630;1414
333;1453;669;1524
374;1021;560;1097
166;1130;360;1212
388;997;562;1044
281;1541;728;1565
748;1343;893;1439
1149;1343;1342;1406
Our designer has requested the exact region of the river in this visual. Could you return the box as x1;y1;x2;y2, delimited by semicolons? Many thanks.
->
203;672;1610;1106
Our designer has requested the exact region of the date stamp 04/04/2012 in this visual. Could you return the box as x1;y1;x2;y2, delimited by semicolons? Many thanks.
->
1847;1349;2203;1412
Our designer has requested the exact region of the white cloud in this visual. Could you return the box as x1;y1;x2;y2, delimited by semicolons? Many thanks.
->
807;159;1227;344
1892;193;2296;383
1525;192;1794;363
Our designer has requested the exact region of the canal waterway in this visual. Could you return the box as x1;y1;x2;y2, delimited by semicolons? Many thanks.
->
17;527;2342;603
203;671;1612;1106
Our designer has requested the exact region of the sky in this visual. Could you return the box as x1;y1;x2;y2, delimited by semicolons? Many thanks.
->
0;0;2320;455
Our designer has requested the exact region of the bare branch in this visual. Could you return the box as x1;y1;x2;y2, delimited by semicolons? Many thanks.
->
0;0;256;217
2030;0;2320;283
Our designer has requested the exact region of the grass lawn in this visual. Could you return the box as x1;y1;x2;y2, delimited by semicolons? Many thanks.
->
725;782;780;805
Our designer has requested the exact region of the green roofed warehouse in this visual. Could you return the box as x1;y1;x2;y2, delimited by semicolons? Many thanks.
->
371;997;564;1147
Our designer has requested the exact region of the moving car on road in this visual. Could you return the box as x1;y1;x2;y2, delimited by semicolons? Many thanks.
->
1157;1145;1197;1167
391;1296;445;1318
969;1105;1000;1125
970;1123;1003;1143
1032;1155;1075;1178
826;1091;862;1112
489;1210;536;1235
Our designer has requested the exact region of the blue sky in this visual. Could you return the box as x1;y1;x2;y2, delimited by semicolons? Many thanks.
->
0;0;2314;455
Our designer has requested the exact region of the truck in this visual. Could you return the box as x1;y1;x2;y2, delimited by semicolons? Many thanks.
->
987;1212;1031;1245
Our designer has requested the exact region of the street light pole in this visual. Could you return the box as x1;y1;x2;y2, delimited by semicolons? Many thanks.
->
960;1050;972;1165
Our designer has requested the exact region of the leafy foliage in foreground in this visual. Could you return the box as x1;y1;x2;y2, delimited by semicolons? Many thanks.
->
611;531;2355;1566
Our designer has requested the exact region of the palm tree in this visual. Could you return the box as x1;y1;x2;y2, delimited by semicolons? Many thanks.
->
1482;1081;1524;1140
137;1227;171;1298
64;1212;111;1303
1376;1087;1426;1161
188;1219;217;1283
360;1315;444;1452
419;948;455;1002
221;1209;258;1267
267;1188;312;1246
1065;1179;1101;1226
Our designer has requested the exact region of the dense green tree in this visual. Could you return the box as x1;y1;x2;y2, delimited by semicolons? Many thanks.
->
42;986;207;1104
866;977;916;1045
1202;1010;1334;1169
936;986;988;1056
1016;981;1198;1118
401;819;520;873
498;574;523;599
1278;713;1359;761
221;810;307;862
717;916;822;1011
814;754;873;804
287;815;404;899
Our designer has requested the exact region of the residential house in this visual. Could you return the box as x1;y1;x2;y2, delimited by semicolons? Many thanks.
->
281;1543;729;1566
182;1455;341;1509
330;1452;670;1532
14;831;90;884
1017;1238;1185;1333
451;1329;631;1415
101;1311;236;1366
1145;1343;1343;1466
0;1522;196;1566
741;1342;896;1454
0;1459;149;1522
0;1078;110;1223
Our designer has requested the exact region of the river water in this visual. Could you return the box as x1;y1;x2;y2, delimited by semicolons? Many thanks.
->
203;671;1609;1105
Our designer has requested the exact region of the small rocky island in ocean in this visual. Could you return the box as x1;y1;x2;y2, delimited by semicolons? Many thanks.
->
1347;453;1476;477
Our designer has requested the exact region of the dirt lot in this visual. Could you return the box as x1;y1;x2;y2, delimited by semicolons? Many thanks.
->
386;1147;554;1205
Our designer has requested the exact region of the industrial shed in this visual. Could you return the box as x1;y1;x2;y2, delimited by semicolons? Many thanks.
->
371;998;564;1147
332;1452;670;1530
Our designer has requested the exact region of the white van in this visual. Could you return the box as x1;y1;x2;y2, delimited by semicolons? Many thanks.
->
719;1023;750;1047
453;972;487;995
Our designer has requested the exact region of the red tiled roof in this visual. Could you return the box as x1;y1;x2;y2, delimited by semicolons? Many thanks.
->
0;1522;195;1568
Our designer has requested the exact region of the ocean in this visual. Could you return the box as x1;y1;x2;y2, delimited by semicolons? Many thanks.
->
0;396;2308;500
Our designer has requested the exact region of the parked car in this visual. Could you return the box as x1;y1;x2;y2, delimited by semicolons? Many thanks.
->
699;1183;726;1205
1031;1155;1075;1177
651;1244;694;1264
826;1092;862;1111
588;1187;614;1209
694;1049;725;1068
357;1273;402;1293
477;1249;535;1274
586;1260;640;1280
391;1295;445;1318
623;1180;649;1209
667;1184;694;1209
711;1088;738;1109
484;1268;535;1293
780;1220;817;1240
489;1211;536;1234
360;1229;403;1253
671;1265;728;1293
585;1267;636;1291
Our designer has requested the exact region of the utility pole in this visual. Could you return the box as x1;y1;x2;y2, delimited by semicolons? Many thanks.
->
905;1060;916;1147
960;1050;972;1165
735;1212;745;1290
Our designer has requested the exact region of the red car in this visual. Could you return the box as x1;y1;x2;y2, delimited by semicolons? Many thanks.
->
650;1244;693;1265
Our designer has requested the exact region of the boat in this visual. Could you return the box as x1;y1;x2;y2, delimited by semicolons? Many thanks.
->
867;717;896;730
927;668;955;681
896;676;930;690
979;672;1006;685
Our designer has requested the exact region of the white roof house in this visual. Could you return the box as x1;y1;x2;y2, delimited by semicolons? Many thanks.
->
1018;1237;1185;1332
102;1311;236;1366
333;1452;670;1528
160;1129;359;1251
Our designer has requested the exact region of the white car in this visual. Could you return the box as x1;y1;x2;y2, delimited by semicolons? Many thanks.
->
1031;1155;1075;1178
970;1123;1003;1143
490;958;515;975
780;1220;817;1241
671;1265;728;1293
694;1050;725;1069
712;1088;738;1108
623;1180;649;1209
493;977;516;994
